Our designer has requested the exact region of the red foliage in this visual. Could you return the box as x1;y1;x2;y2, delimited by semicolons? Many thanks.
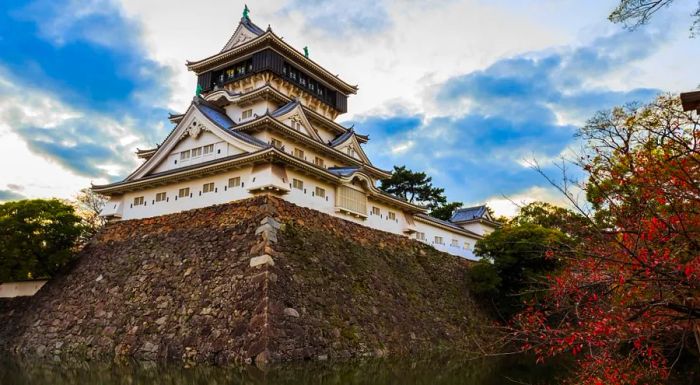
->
511;96;700;384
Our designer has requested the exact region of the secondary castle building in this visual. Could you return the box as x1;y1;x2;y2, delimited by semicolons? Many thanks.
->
93;11;498;260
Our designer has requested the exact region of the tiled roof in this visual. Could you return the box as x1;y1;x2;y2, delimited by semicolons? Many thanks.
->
450;206;488;223
329;129;354;147
270;99;300;117
329;127;369;146
241;17;265;36
415;213;481;238
327;166;360;177
198;103;235;129
194;98;268;148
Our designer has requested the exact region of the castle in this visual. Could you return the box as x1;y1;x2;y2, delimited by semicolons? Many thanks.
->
93;10;498;260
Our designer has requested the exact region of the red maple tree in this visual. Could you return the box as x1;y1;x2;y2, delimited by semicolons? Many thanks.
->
512;95;700;384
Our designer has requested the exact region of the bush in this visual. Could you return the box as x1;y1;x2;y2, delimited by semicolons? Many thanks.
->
0;199;85;282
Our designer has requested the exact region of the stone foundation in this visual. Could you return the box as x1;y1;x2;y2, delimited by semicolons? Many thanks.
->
0;196;489;365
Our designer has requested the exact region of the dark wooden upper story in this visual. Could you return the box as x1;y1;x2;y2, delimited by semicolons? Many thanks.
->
195;49;348;113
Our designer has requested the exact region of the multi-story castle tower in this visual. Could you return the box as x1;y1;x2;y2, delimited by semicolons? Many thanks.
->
93;9;496;259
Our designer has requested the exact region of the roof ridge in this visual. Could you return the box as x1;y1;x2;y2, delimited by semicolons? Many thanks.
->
270;98;301;117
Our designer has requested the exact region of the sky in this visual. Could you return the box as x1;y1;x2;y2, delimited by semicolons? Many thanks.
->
0;0;698;216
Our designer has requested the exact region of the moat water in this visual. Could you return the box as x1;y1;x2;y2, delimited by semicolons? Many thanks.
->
0;355;563;385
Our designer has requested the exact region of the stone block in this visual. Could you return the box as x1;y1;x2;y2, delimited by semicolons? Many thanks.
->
249;254;275;268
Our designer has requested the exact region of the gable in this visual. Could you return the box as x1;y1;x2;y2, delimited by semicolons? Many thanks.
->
151;131;250;174
127;104;263;181
271;102;323;142
221;21;263;52
333;134;371;164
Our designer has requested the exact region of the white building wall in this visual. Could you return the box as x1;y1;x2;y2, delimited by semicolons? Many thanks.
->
282;169;336;215
459;222;496;237
365;200;410;235
106;169;481;260
118;167;254;220
313;125;338;144
225;100;275;124
153;132;243;174
414;221;479;260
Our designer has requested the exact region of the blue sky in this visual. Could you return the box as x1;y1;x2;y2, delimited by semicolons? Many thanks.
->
0;0;698;215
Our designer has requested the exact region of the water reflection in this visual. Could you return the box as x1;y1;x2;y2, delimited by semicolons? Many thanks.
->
0;354;561;385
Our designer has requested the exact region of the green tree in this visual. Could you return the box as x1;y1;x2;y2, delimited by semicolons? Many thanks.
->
510;202;587;238
0;199;85;282
468;203;575;319
380;165;462;218
429;201;463;221
380;166;446;207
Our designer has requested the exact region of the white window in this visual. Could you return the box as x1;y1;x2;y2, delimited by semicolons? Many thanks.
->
291;120;303;131
294;148;305;159
416;232;426;241
293;178;304;190
336;185;367;214
191;147;202;157
180;150;191;161
242;109;253;119
434;236;444;245
228;177;241;188
315;187;326;198
451;239;459;247
388;211;396;220
271;138;283;149
371;206;380;216
203;144;214;155
133;196;144;206
346;146;355;157
155;192;166;202
463;242;471;250
178;188;190;198
314;157;325;167
203;182;215;193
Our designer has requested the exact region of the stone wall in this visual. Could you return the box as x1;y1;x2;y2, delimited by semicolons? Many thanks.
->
0;196;489;365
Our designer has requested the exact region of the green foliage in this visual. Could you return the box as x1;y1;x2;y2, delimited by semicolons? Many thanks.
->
0;199;85;282
469;213;572;319
380;165;462;219
510;202;587;238
380;165;446;207
429;201;463;221
467;261;501;295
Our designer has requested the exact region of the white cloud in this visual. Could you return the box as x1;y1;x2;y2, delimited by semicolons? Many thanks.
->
0;70;146;200
485;185;578;218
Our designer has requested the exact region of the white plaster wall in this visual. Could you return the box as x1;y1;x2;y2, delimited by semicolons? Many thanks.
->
153;132;243;174
414;221;479;260
0;280;47;298
282;169;336;215
107;168;481;260
225;100;275;124
314;125;338;144
119;167;254;220
459;222;496;237
365;200;410;235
